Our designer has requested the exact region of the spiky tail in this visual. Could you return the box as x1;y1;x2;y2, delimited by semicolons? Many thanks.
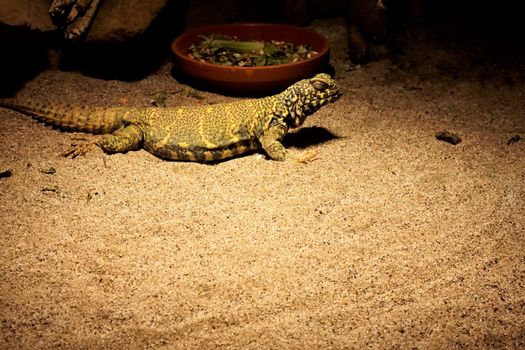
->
0;97;127;134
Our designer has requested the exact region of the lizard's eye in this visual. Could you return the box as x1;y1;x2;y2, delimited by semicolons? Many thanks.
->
310;78;329;91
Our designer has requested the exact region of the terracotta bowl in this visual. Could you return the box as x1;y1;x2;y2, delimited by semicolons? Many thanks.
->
171;23;331;95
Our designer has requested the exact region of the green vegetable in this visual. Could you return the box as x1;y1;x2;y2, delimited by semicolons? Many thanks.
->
209;39;264;53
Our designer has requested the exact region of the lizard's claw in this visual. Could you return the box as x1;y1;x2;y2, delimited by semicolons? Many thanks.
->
291;149;318;163
62;143;95;158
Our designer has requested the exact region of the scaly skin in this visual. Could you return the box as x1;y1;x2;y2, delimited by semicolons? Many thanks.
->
0;73;341;162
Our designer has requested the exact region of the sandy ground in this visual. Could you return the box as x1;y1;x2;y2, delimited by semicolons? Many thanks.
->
1;20;524;349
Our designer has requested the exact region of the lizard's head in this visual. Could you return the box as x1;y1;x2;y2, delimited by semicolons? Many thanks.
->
280;73;341;127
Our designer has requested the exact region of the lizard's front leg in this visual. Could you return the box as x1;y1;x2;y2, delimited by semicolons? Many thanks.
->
259;122;318;163
259;122;289;161
63;125;144;158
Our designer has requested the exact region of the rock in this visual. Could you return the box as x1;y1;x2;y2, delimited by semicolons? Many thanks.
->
58;0;182;80
0;0;54;31
0;0;172;42
86;0;171;42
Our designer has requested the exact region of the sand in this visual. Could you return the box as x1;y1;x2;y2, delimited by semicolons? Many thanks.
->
0;20;524;349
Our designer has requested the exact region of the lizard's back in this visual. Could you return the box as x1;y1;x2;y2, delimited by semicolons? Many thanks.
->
135;98;274;161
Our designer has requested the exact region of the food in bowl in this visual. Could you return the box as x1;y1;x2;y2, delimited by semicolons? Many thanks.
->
187;34;319;67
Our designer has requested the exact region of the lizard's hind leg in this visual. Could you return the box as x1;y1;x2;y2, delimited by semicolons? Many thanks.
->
63;125;144;158
97;125;144;153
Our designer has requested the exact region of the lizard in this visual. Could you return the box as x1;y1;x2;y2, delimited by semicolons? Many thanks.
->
0;73;341;162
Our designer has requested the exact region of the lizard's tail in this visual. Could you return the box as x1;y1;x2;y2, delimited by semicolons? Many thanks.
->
0;97;126;134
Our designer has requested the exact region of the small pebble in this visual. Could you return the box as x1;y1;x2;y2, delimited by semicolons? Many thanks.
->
507;134;521;145
40;167;56;175
0;169;13;178
436;131;462;145
41;184;59;192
